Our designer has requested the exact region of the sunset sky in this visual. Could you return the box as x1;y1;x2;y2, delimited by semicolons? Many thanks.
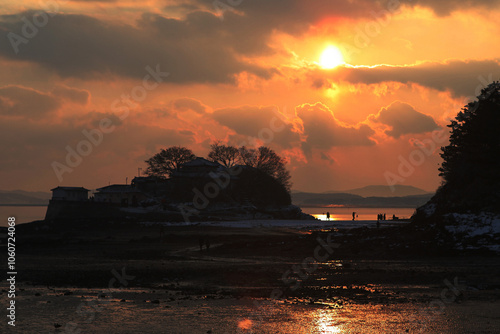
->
1;0;500;193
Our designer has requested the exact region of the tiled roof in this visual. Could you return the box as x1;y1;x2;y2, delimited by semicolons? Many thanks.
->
96;185;142;193
182;157;221;167
51;186;89;192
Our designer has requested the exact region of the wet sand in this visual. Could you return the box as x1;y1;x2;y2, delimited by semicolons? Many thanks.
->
1;221;499;333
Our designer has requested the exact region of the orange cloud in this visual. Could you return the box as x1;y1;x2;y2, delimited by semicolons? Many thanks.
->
0;85;60;118
296;102;375;156
368;101;439;138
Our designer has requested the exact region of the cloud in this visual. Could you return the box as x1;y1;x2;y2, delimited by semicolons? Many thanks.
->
369;101;439;138
395;0;500;16
210;105;300;148
325;59;500;98
52;85;90;105
296;102;375;155
0;85;60;117
0;11;275;83
0;111;194;173
172;97;208;114
199;0;380;31
0;1;400;84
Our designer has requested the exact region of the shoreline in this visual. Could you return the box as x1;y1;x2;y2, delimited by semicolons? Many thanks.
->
1;222;499;332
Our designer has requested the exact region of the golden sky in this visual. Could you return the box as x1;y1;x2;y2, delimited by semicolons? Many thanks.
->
1;0;500;192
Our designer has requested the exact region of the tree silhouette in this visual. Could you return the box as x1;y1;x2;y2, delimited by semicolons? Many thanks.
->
239;146;292;192
436;81;500;212
233;167;291;206
144;146;196;178
208;141;239;168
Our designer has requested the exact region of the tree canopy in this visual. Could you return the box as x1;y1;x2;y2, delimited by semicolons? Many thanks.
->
144;146;196;178
436;81;500;212
147;143;292;193
208;144;292;192
207;141;240;168
239;146;292;192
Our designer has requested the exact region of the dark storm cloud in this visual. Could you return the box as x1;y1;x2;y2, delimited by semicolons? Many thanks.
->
330;59;500;98
211;105;300;148
0;85;60;117
0;0;392;83
0;11;275;83
199;0;500;27
369;101;439;138
394;0;500;16
200;0;380;30
296;102;375;155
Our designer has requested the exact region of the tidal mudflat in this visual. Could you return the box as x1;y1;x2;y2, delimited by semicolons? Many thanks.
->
1;221;499;333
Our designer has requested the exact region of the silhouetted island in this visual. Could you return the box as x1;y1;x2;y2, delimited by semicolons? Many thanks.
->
45;157;313;224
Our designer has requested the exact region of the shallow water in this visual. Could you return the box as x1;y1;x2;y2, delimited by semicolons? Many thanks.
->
0;206;415;227
301;207;416;221
0;205;47;226
1;285;490;333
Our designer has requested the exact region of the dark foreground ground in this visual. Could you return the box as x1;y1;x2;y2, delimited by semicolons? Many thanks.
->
1;221;499;333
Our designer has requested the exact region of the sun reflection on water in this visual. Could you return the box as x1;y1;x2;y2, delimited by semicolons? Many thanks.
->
314;309;343;333
237;318;253;330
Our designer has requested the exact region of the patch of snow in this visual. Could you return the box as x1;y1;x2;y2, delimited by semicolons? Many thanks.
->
444;211;500;253
420;202;436;218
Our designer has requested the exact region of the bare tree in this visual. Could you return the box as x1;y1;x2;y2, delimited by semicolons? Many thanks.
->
144;146;196;178
239;146;292;192
208;141;240;168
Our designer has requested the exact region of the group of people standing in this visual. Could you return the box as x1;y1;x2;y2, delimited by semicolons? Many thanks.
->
377;213;386;220
323;211;358;220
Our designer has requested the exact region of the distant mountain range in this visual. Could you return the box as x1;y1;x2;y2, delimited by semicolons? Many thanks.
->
0;190;51;205
1;185;433;207
292;185;434;208
327;185;432;198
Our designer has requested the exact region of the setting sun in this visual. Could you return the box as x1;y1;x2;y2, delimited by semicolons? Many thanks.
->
319;46;344;69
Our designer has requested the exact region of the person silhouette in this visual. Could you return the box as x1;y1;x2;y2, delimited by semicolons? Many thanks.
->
326;212;330;220
352;212;356;220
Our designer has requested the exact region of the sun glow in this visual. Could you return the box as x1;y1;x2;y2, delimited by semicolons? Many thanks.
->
319;46;344;69
238;319;253;330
